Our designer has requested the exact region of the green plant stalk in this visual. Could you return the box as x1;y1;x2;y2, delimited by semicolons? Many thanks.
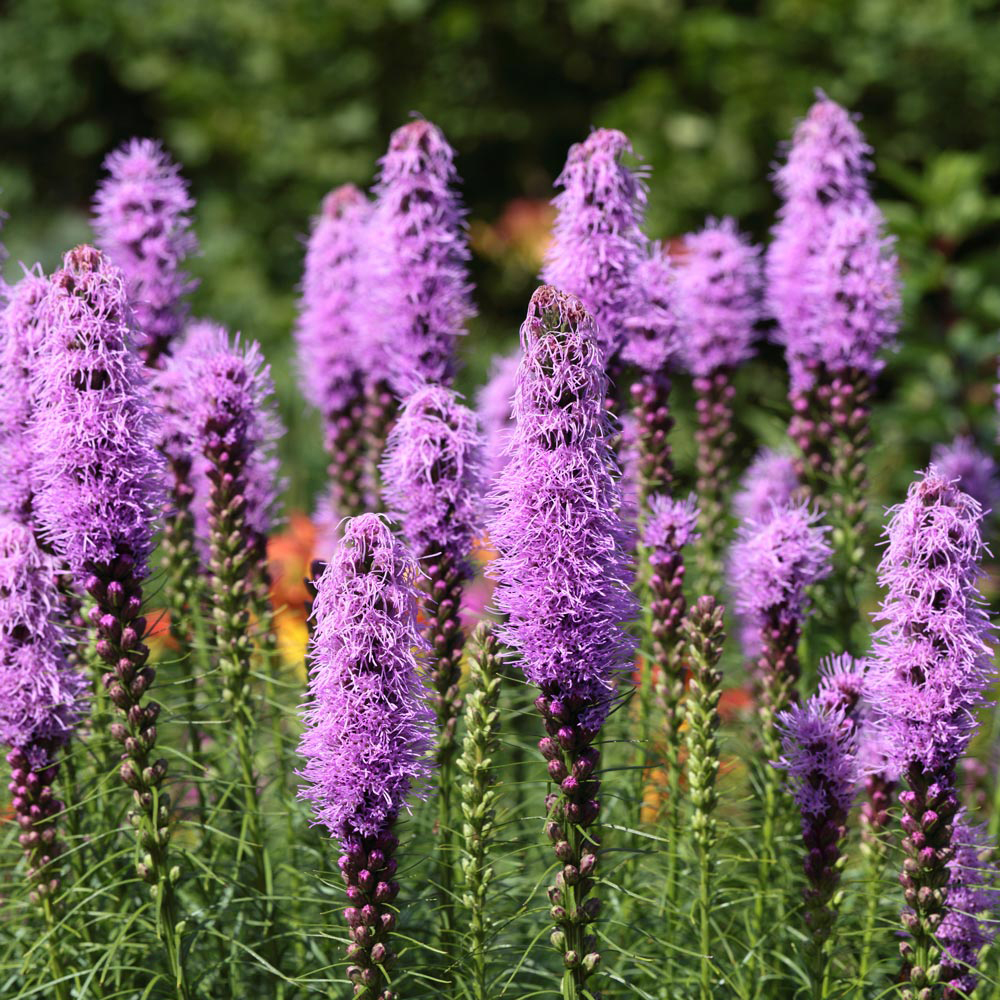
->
857;773;895;984
458;624;503;1000
41;894;70;1000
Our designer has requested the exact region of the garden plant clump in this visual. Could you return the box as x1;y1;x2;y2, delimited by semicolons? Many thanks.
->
3;96;1000;1000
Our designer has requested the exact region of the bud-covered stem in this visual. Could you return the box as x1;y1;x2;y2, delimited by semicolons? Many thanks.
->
86;559;190;1000
363;378;397;508
458;624;503;1000
858;772;897;983
632;372;674;511
325;391;369;518
682;597;725;1000
693;368;736;592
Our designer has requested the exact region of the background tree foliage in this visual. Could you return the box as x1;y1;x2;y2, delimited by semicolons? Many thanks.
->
2;0;999;509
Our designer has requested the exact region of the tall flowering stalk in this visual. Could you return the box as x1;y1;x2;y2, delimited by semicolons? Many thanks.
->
676;217;763;591
868;468;995;999
298;514;434;1000
476;350;520;489
457;623;503;1000
639;494;699;910
381;383;483;961
487;286;637;998
93;138;198;367
769;96;900;651
31;246;189;996
296;183;372;519
682;595;725;1000
730;500;831;973
732;448;800;525
623;249;679;509
542;128;649;372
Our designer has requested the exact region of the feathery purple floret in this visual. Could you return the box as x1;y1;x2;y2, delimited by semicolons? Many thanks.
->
0;267;49;524
938;817;1000;995
931;435;1000;516
295;184;372;418
476;350;520;486
643;493;700;557
816;653;868;722
676;217;763;377
93;138;198;362
729;501;832;628
370;120;474;393
621;247;678;373
298;514;434;841
382;384;483;569
0;520;87;764
542;128;649;367
32;246;164;574
733;448;800;525
487;286;637;728
869;468;993;775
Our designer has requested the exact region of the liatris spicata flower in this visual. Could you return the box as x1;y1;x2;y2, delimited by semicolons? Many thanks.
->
624;249;679;507
370;119;474;394
381;383;484;957
92;138;198;367
937;817;1000;997
1;519;87;899
542;128;649;370
732;448;800;526
868;468;994;998
476;350;520;488
457;623;503;1000
931;435;1000;516
681;595;725;1000
298;514;434;1000
776;695;858;991
296;183;372;518
487;286;637;997
675;217;763;589
30;246;189;993
0;266;49;525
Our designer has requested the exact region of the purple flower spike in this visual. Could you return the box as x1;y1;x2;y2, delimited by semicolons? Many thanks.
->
370;119;475;393
542;128;649;367
0;267;49;525
732;448;800;525
676;217;763;378
93;138;198;366
296;184;372;518
622;247;678;374
931;435;1000;516
382;384;483;573
33;246;164;576
815;653;868;723
477;351;521;487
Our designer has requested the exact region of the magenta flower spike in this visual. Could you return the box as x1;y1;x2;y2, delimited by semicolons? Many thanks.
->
476;350;520;488
868;468;994;994
93;138;199;367
487;285;637;994
931;435;1000;516
0;519;87;899
732;448;800;526
542;128;649;369
675;217;763;587
298;514;434;999
0;267;49;526
296;183;373;518
370;119;475;395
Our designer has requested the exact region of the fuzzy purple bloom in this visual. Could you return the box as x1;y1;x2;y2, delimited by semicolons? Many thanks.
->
621;246;678;373
477;350;520;487
382;384;483;570
295;184;372;419
938;817;1000;996
92;138;198;364
370;120;474;393
816;653;868;723
487;286;638;728
643;493;700;557
732;448;800;525
931;435;1000;516
729;501;832;629
869;468;993;775
676;217;763;377
0;267;49;525
32;246;164;575
542;128;649;367
0;519;87;762
298;514;434;841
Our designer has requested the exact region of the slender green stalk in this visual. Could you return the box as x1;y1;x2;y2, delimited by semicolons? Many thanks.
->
457;623;503;1000
857;773;896;984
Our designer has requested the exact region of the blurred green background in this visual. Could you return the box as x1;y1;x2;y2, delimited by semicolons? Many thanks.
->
2;0;999;513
